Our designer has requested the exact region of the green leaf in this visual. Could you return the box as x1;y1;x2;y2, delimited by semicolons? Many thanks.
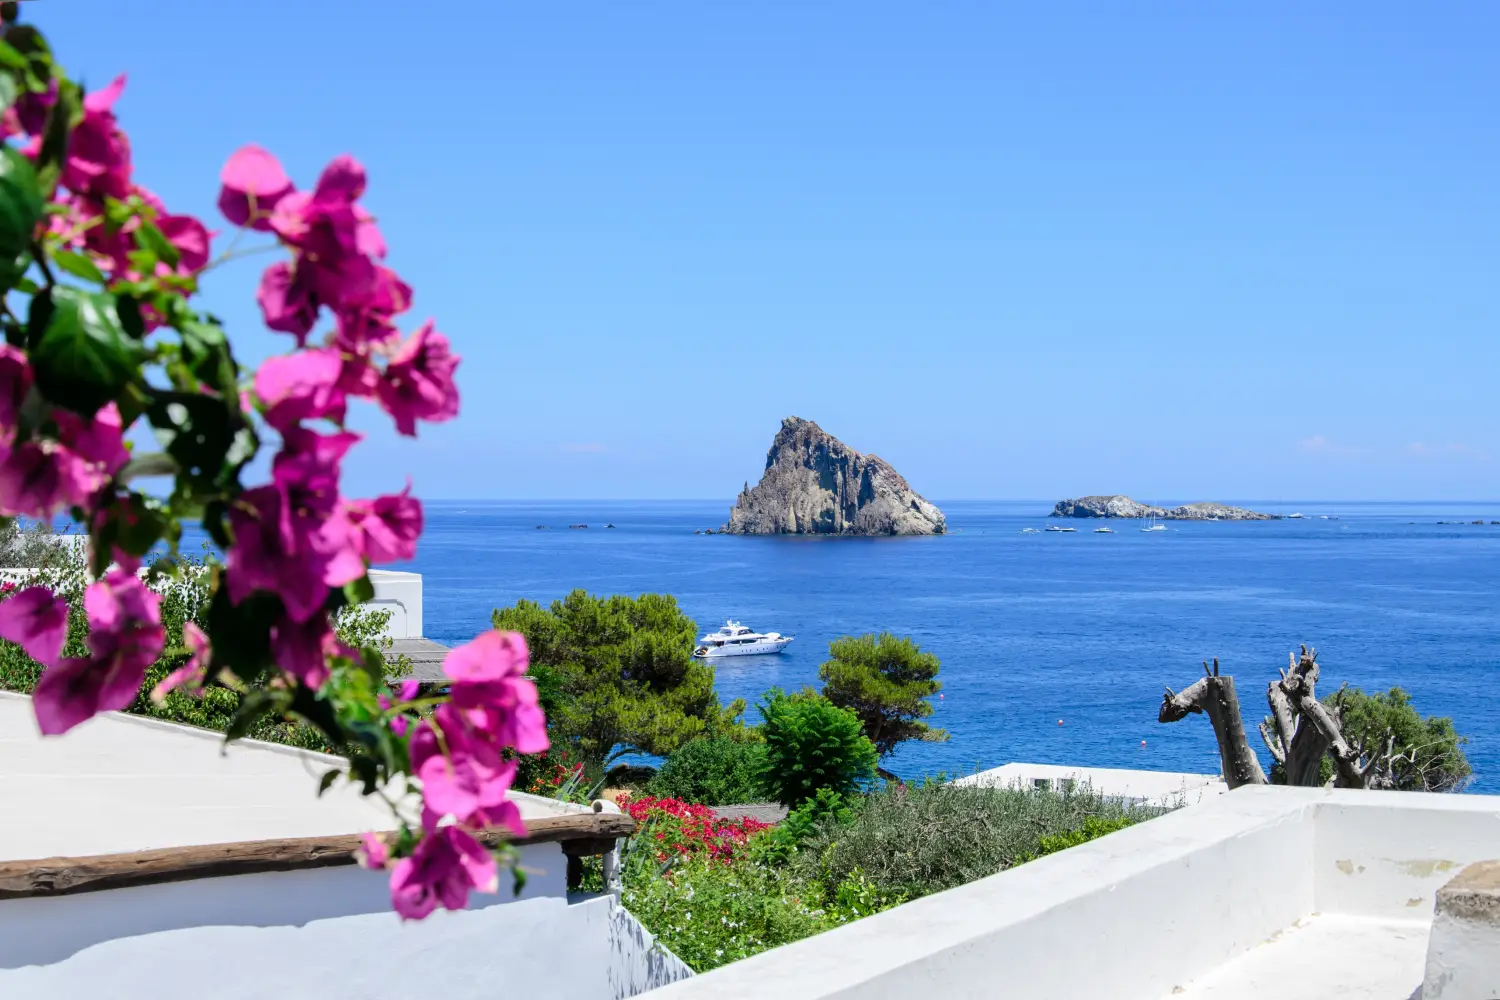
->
117;451;179;482
317;768;342;797
52;249;107;285
343;574;376;606
0;42;27;74
206;583;278;684
28;286;139;414
0;145;44;263
34;79;80;197
179;319;237;394
0;73;16;115
114;292;145;339
89;493;169;577
147;391;242;490
134;219;180;268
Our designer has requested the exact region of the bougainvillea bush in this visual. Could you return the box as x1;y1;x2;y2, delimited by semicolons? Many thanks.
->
0;8;544;919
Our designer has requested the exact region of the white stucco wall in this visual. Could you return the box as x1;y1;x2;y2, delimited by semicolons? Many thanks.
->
954;761;1227;807
642;787;1500;1000
368;569;422;639
1;861;690;1000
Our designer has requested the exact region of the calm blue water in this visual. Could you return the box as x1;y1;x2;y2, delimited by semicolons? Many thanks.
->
403;501;1500;791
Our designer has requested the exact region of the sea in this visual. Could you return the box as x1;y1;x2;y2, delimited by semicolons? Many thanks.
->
404;500;1500;792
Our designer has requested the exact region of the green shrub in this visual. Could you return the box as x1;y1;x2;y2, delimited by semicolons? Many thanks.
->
753;787;854;866
794;781;1158;902
1027;815;1137;859
646;737;767;805
622;843;904;973
757;689;877;807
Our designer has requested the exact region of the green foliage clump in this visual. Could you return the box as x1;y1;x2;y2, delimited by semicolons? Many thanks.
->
622;836;904;973
646;736;768;806
753;787;854;866
1027;815;1137;859
820;632;947;757
757;689;877;807
1332;686;1470;792
794;781;1155;902
492;590;746;769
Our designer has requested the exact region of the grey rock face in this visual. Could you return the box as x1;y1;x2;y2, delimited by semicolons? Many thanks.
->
725;417;945;536
1051;495;1278;520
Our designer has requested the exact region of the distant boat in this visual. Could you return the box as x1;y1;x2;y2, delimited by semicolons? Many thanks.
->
1141;514;1167;533
1046;525;1077;533
1094;526;1114;534
1021;527;1041;534
1287;513;1305;519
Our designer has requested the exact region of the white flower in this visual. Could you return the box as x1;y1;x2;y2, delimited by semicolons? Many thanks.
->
715;949;724;957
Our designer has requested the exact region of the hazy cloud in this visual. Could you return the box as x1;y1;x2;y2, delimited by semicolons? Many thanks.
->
1296;435;1373;457
1405;442;1488;461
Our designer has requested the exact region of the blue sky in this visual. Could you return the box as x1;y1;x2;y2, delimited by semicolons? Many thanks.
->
39;2;1500;501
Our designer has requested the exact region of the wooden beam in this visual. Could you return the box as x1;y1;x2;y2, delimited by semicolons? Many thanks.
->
0;811;633;900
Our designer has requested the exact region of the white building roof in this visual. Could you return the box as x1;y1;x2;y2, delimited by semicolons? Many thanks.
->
0;691;578;863
952;761;1228;807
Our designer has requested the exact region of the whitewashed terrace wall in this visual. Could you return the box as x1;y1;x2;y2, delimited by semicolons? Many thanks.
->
0;849;691;1000
643;786;1500;1000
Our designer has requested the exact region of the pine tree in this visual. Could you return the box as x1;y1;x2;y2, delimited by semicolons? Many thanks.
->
819;633;948;758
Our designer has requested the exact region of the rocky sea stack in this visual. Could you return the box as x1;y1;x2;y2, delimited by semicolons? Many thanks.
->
1051;495;1278;520
725;418;945;536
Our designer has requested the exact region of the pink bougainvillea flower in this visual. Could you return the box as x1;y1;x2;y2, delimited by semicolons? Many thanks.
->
54;402;129;477
62;75;132;201
150;622;211;702
389;825;499;921
269;611;334;689
14;78;56;137
254;349;347;430
257;261;320;342
0;586;69;666
226;484;361;623
156;214;212;273
0;441;98;518
443;630;548;755
0;345;32;440
376;322;460;436
334;266;411;349
32;570;164;735
344;486;422;564
409;705;526;834
357;833;390;870
398;678;421;701
273;426;359;518
218;144;295;230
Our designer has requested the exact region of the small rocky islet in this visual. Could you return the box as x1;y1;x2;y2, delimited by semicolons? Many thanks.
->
1051;495;1278;520
715;417;945;536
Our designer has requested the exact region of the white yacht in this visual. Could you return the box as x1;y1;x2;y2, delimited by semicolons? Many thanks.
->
693;620;793;658
1046;525;1077;532
1141;515;1167;532
1094;526;1115;533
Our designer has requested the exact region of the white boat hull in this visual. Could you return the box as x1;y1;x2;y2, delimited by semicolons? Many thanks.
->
694;638;793;658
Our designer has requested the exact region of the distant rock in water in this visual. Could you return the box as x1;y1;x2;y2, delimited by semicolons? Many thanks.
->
725;417;945;536
1051;495;1278;521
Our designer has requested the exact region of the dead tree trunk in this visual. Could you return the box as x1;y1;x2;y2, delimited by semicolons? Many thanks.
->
1162;645;1396;790
1159;659;1268;789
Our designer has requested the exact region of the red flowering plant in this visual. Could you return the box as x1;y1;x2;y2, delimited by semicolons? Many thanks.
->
0;10;546;919
619;795;770;866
